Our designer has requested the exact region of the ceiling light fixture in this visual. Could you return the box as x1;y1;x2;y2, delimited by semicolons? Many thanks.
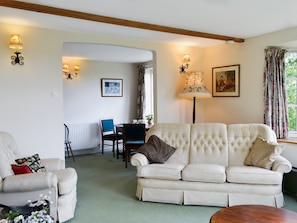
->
63;64;80;80
9;34;24;65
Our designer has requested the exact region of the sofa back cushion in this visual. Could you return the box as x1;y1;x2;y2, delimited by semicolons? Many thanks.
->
190;123;228;166
0;132;21;178
227;124;277;166
145;123;191;165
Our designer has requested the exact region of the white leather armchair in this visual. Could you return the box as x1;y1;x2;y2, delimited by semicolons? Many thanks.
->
0;132;77;222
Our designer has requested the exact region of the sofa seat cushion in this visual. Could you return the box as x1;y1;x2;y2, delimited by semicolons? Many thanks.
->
226;166;282;185
182;164;226;183
137;164;185;180
53;168;78;195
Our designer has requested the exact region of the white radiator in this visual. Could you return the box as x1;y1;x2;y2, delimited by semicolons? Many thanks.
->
67;123;100;151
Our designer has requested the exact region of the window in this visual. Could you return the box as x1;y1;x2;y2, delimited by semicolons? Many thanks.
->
285;52;297;136
144;67;154;117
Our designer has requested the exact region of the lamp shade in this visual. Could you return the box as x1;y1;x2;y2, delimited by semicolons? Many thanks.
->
9;34;24;51
62;64;70;72
179;71;211;99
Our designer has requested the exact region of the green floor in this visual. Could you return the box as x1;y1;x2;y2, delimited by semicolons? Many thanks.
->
65;152;297;223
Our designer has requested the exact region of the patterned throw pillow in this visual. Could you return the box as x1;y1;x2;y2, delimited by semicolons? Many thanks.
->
15;154;46;173
11;164;32;175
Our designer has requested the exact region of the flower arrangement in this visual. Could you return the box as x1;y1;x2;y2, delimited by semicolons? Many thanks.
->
146;114;154;124
0;192;54;223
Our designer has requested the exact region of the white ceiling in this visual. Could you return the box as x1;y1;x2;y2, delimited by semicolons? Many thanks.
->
1;0;297;62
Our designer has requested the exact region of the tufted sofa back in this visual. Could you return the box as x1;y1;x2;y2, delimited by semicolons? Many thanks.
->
146;123;191;165
190;123;228;166
0;132;21;178
146;123;277;167
227;123;277;166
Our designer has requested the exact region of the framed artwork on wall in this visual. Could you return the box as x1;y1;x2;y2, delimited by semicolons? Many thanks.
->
101;78;123;97
212;64;240;97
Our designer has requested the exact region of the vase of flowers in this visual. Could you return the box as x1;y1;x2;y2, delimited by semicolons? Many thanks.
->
0;192;54;223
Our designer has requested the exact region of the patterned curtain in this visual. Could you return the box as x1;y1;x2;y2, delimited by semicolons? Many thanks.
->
264;48;288;138
136;64;145;120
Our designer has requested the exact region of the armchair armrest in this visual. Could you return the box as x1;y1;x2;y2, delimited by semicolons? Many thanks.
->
131;153;149;167
41;158;65;171
0;176;2;191
272;156;292;173
2;172;58;192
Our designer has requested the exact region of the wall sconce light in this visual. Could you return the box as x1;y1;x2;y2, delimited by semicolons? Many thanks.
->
179;54;191;73
9;34;24;65
63;64;80;80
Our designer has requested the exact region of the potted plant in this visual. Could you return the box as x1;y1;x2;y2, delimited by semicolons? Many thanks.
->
146;114;154;125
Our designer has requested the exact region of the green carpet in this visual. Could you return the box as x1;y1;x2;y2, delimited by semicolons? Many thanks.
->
65;152;297;223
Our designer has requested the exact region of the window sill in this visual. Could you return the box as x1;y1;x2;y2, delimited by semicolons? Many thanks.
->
278;138;297;144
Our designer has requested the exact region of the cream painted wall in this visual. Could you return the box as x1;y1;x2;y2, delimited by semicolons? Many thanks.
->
2;21;297;159
63;59;138;124
0;24;65;159
203;27;297;124
0;22;203;159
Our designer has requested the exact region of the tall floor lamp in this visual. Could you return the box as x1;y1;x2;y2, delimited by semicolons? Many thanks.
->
179;71;211;124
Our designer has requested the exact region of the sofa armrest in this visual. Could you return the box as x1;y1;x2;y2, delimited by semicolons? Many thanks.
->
272;156;292;173
41;158;65;171
2;172;58;192
131;153;149;167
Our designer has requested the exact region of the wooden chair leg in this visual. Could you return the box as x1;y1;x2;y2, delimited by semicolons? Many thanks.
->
116;139;119;159
65;143;75;161
68;143;75;161
102;140;104;154
125;148;130;168
112;140;115;157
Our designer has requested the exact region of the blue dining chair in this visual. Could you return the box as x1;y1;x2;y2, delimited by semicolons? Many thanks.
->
123;123;146;168
100;119;123;158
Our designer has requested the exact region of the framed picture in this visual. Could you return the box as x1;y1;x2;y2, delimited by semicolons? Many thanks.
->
212;64;240;97
101;78;123;97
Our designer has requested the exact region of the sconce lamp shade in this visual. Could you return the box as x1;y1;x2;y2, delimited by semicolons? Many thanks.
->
179;71;211;124
74;65;80;72
183;54;191;64
62;64;70;73
179;54;191;73
179;71;211;99
9;34;23;51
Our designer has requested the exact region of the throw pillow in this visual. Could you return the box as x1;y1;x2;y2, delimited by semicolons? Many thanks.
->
244;137;285;169
15;154;46;173
137;135;176;163
11;164;32;175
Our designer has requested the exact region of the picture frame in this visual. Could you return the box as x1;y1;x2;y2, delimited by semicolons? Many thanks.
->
212;64;240;97
101;78;123;97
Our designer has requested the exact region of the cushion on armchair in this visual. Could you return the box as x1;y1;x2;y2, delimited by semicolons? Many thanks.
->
137;135;175;163
15;154;46;173
11;164;32;175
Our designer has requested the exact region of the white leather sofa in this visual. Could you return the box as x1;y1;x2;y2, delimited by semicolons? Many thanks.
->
0;131;77;222
131;123;292;208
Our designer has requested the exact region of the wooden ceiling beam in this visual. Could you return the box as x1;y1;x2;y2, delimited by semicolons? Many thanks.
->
0;0;245;43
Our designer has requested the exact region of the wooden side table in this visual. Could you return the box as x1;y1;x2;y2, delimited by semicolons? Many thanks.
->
210;205;297;223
